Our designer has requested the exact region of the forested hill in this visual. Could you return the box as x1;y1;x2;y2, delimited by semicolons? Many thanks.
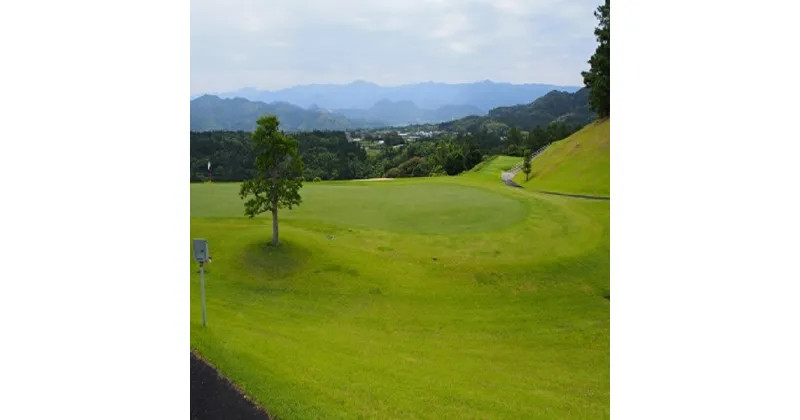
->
190;95;387;132
190;88;597;133
191;87;592;133
191;95;485;131
437;88;595;133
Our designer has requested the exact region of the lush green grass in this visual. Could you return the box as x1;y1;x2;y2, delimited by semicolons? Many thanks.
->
471;155;524;176
515;119;610;197
190;163;609;418
192;181;527;234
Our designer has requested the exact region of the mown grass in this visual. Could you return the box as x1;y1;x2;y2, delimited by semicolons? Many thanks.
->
515;119;610;197
471;155;524;177
190;161;609;419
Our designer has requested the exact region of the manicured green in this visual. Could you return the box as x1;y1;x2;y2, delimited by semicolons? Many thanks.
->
194;181;526;234
515;119;610;197
190;163;609;419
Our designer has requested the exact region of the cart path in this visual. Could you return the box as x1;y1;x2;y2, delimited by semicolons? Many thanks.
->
500;148;609;200
191;352;271;420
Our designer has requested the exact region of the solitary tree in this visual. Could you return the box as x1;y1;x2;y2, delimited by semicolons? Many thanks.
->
522;149;533;181
581;0;610;119
240;115;304;246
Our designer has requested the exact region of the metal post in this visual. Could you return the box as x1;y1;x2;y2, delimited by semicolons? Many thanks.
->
200;262;207;327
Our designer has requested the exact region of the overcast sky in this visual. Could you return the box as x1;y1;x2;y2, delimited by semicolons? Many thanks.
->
191;0;601;95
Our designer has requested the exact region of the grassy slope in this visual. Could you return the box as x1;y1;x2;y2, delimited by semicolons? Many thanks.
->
470;155;523;176
190;165;609;419
515;119;609;196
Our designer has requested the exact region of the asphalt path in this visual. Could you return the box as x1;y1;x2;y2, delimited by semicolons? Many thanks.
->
191;352;271;420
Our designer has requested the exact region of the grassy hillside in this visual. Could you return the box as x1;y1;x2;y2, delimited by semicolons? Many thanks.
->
469;155;522;177
190;166;609;419
515;119;609;197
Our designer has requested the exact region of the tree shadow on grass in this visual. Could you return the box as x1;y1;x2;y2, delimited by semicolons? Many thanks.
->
241;240;312;281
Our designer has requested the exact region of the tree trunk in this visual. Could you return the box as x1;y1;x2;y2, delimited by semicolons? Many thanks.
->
271;162;279;246
271;206;279;246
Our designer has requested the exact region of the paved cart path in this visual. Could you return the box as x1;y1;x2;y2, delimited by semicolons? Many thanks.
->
499;146;609;200
191;352;271;420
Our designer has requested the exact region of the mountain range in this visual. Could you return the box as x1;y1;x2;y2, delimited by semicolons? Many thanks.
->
191;86;594;133
439;88;595;133
190;95;490;131
203;80;582;112
190;95;386;132
332;100;484;127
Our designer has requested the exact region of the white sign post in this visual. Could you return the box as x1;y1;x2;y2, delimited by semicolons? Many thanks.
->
193;238;210;327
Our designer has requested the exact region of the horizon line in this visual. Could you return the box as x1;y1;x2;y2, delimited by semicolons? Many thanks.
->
192;79;584;97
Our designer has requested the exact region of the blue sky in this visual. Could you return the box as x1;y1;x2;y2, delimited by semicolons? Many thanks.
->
191;0;601;95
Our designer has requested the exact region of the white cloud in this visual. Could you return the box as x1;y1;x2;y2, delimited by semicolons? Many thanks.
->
430;13;470;39
191;0;602;94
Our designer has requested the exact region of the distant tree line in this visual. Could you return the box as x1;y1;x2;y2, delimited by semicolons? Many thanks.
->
190;119;583;182
504;121;582;158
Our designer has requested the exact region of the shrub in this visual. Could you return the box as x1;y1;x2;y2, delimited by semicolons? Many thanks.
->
507;144;520;156
411;159;432;177
444;152;465;175
429;165;447;177
313;177;322;182
385;168;402;178
463;149;483;170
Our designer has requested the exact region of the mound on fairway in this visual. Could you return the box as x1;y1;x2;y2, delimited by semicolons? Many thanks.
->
190;174;609;419
516;119;610;197
191;182;527;234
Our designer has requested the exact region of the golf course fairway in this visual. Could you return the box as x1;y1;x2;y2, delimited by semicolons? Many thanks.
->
190;166;609;419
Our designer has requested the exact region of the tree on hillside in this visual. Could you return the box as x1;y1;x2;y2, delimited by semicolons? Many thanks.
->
527;126;549;151
383;132;404;147
463;148;483;170
522;149;533;181
240;115;304;246
444;151;465;175
507;144;520;157
581;0;610;118
508;126;524;146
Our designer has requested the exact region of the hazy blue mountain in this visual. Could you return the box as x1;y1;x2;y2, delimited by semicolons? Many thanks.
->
191;87;594;133
211;80;581;111
333;100;484;126
190;95;386;132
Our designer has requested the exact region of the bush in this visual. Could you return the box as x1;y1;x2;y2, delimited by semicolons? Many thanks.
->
429;165;447;177
411;159;432;177
444;152;465;175
507;144;520;156
463;149;483;170
385;168;401;178
312;177;322;182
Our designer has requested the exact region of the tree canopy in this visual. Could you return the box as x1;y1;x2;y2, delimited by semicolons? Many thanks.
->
239;115;304;245
581;0;610;118
522;149;533;181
